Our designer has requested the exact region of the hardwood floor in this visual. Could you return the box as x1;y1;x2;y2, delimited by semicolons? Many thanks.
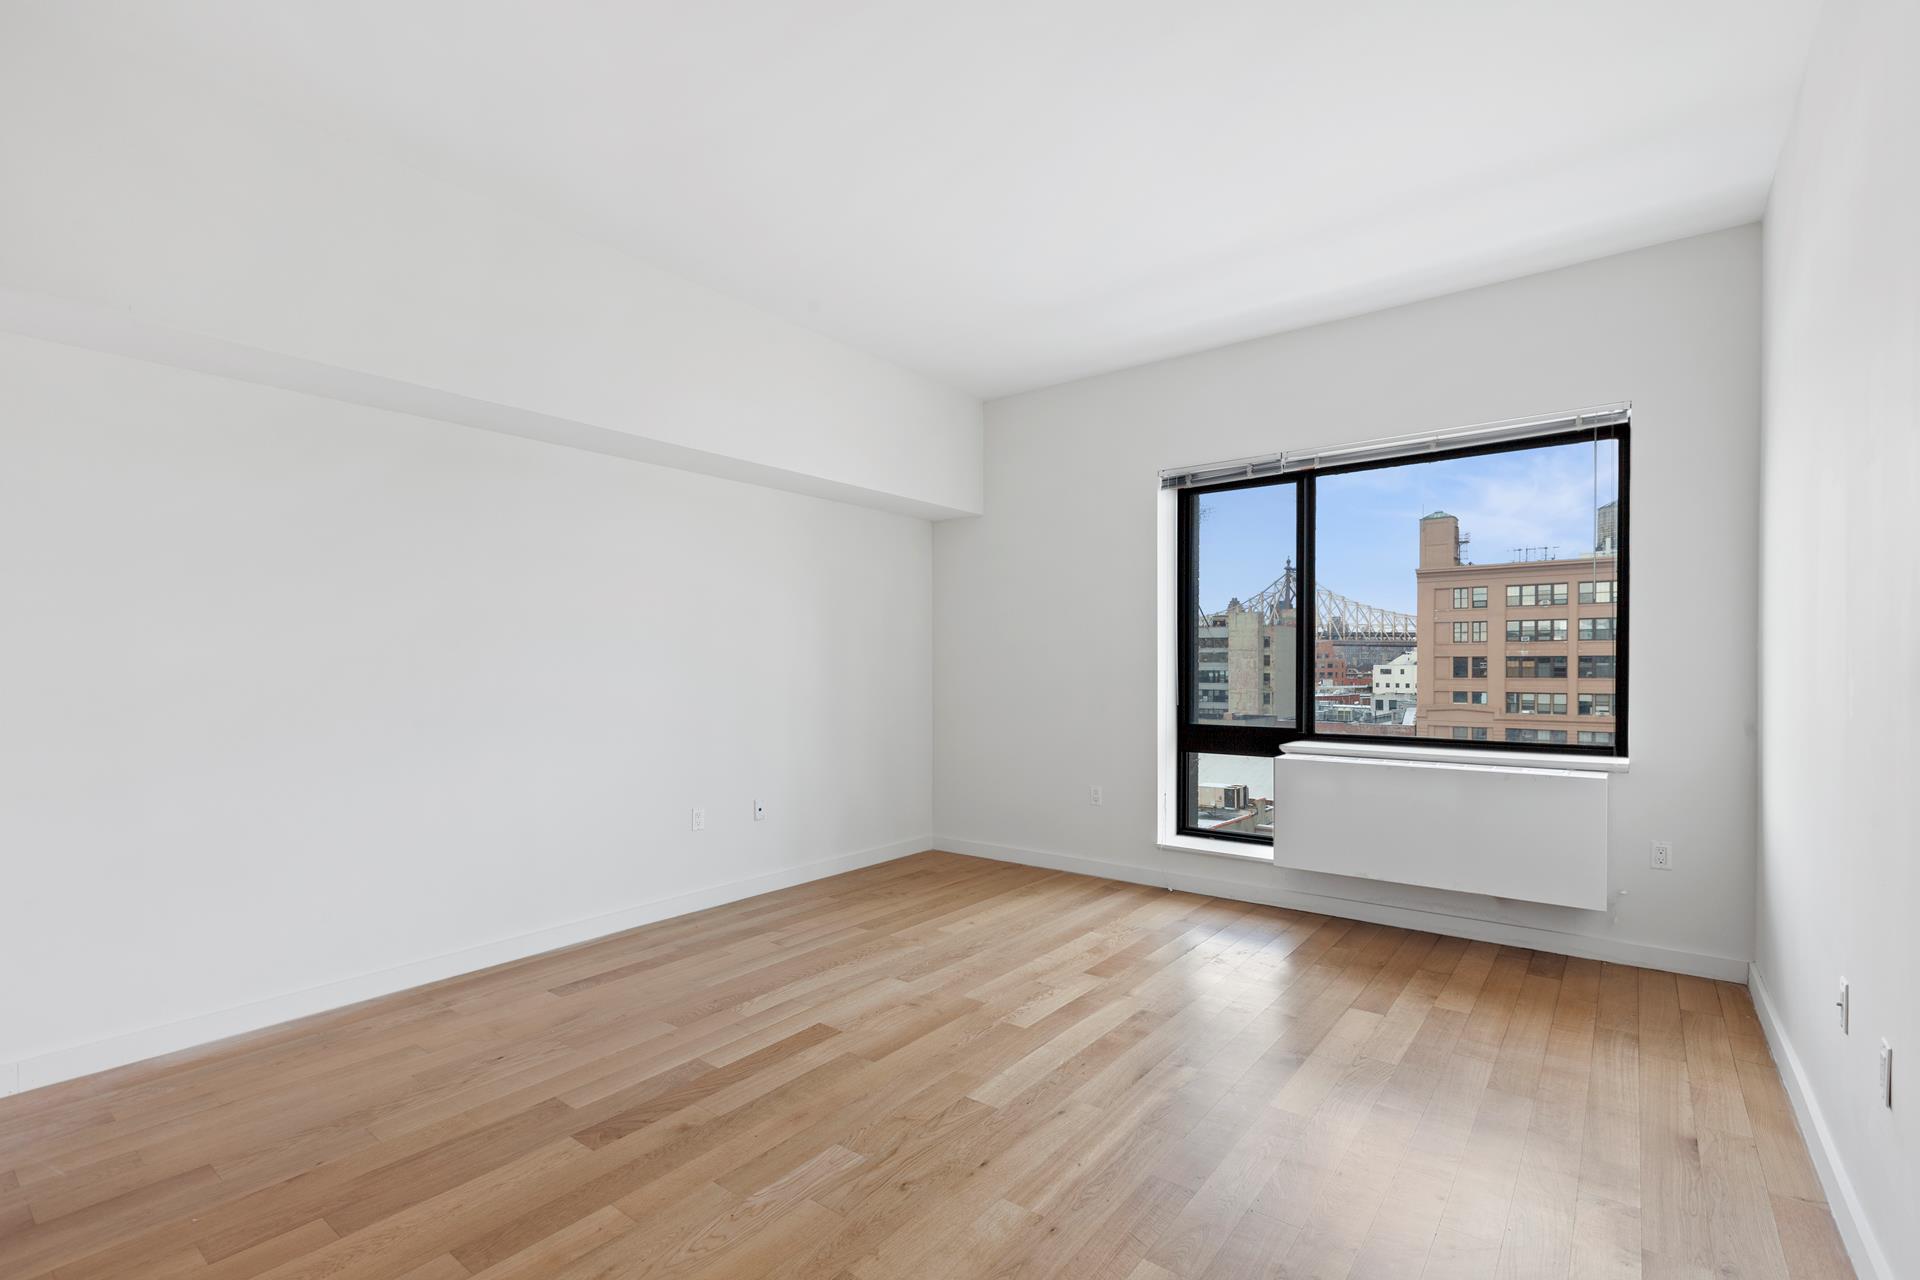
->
0;851;1854;1279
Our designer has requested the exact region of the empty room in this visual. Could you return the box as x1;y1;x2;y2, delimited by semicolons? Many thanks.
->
1;1;1914;1277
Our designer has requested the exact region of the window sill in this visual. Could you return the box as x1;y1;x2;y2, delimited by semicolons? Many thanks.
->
1282;739;1628;773
1157;833;1275;863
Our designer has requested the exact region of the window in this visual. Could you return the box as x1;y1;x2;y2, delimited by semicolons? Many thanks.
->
1506;692;1568;715
1176;479;1299;839
1451;586;1489;610
1185;752;1276;837
1172;418;1626;837
1577;731;1614;746
1579;693;1615;717
1506;582;1570;608
1506;619;1568;642
1186;482;1298;729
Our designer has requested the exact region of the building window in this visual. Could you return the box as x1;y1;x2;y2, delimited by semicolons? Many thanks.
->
1505;582;1570;608
1506;692;1568;715
1579;693;1615;717
1505;728;1569;744
1579;580;1618;605
1172;419;1626;838
1578;617;1616;642
1506;619;1568;642
1577;731;1614;745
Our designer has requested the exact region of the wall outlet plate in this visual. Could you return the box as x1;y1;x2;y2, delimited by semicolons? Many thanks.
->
1089;785;1103;806
1650;841;1673;870
691;807;706;832
753;799;766;822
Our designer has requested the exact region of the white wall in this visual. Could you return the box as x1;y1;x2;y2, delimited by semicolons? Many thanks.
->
1756;0;1918;1273
0;334;934;1091
935;226;1762;977
0;15;982;520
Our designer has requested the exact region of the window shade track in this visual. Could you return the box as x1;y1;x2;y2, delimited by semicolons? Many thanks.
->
1159;402;1630;490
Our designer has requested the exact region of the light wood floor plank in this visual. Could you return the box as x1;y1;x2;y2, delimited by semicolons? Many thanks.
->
0;852;1854;1280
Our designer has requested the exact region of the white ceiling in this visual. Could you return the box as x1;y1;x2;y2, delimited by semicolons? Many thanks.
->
58;1;1820;398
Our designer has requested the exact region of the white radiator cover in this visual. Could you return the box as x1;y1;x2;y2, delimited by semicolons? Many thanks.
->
1272;753;1610;910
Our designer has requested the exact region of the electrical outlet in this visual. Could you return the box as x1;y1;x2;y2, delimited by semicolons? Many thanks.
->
1880;1040;1894;1108
690;807;706;832
1089;785;1103;806
1838;978;1850;1033
1650;840;1673;870
753;799;766;822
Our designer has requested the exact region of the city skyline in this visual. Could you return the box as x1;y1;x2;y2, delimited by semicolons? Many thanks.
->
1197;438;1620;617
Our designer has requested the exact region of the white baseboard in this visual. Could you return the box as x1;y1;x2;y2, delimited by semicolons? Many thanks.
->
1747;964;1891;1280
937;836;1749;981
1;837;928;1099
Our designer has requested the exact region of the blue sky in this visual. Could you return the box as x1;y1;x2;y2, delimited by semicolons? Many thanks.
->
1197;440;1618;616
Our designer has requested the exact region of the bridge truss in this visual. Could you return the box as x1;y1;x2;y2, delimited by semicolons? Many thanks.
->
1202;564;1417;645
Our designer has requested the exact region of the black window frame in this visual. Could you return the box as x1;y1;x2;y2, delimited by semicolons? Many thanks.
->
1174;424;1628;842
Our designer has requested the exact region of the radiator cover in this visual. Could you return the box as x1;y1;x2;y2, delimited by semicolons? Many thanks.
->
1272;753;1610;910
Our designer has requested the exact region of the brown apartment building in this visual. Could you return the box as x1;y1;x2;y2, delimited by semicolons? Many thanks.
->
1415;507;1619;747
